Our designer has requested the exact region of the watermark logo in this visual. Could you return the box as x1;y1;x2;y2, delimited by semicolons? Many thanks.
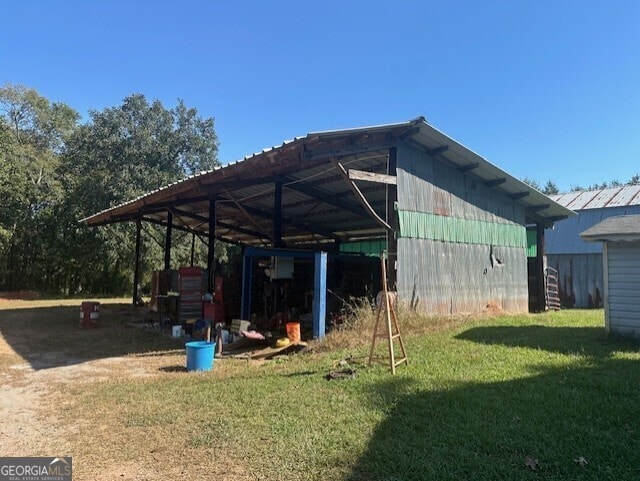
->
0;457;72;481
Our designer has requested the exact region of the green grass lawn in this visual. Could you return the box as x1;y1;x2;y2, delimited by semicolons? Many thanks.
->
64;309;640;480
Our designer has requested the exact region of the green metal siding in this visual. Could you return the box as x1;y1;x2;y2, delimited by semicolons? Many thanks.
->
398;210;527;248
339;240;386;256
526;229;537;257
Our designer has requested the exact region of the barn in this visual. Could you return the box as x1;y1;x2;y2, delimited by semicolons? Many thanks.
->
83;117;572;335
546;186;640;308
581;214;640;338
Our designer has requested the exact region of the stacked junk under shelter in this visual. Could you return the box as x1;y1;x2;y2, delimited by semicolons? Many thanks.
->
82;117;574;369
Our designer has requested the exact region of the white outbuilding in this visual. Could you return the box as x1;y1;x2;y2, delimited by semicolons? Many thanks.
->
581;214;640;338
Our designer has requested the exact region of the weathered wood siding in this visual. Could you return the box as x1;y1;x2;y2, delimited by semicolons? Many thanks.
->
547;254;604;308
395;139;528;314
606;241;640;338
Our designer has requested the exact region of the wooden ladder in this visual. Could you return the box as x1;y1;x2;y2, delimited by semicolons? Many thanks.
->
545;267;561;311
368;253;408;374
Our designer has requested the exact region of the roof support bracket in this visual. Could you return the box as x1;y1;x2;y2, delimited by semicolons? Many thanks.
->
426;145;449;156
485;178;507;187
459;162;479;173
304;140;395;162
509;192;529;200
529;204;551;212
335;160;392;232
222;189;275;243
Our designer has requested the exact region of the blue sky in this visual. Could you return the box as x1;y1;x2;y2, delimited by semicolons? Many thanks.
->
2;0;639;192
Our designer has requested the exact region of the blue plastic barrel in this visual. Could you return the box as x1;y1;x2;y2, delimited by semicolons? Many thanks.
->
185;341;216;372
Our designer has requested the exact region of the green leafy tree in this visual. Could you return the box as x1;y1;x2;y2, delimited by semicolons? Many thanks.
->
0;84;79;291
542;180;559;196
59;94;220;295
521;177;559;196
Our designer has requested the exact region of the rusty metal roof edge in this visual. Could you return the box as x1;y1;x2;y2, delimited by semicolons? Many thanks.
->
81;116;573;225
307;116;424;138
81;120;423;225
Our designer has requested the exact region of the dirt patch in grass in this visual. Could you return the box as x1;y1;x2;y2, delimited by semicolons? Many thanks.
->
0;300;276;480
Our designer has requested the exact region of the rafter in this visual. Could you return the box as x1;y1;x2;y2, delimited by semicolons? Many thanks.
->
485;178;507;187
283;175;368;218
459;162;479;173
335;161;392;231
304;140;395;161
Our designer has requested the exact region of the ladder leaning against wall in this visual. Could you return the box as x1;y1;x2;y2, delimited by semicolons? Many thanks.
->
545;267;561;311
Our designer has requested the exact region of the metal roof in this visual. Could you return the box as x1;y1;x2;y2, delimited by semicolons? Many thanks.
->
82;117;573;246
581;214;640;242
551;185;640;210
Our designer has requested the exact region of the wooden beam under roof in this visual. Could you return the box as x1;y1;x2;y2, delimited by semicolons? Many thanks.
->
170;206;272;241
426;145;449;156
282;175;369;218
459;162;480;173
348;169;397;185
509;192;530;200
225;201;344;242
399;126;421;139
142;216;207;239
335;161;392;232
529;204;550;212
304;140;395;161
485;178;507;187
223;189;275;243
141;194;212;212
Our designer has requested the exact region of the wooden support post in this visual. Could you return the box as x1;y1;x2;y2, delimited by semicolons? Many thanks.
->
207;198;216;292
274;180;283;247
386;148;398;289
240;249;253;320
190;233;196;267
536;223;546;312
164;211;173;271
313;251;327;338
132;219;142;306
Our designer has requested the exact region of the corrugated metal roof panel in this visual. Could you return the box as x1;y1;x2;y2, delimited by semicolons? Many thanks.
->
550;191;582;209
82;117;574;247
550;185;640;210
606;185;640;207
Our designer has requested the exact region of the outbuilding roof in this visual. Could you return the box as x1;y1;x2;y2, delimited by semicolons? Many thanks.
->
82;117;573;246
551;185;640;210
581;214;640;242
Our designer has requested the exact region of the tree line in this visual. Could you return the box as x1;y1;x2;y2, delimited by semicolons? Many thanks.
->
0;84;220;296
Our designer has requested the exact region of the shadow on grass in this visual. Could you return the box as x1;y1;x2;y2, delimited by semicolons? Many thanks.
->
348;356;640;481
280;370;318;377
159;365;187;373
0;304;183;370
455;325;640;358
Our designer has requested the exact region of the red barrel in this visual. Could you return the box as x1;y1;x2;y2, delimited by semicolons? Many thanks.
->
203;302;225;323
80;301;100;328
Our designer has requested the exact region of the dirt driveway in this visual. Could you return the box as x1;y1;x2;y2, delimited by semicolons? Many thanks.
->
0;299;199;479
